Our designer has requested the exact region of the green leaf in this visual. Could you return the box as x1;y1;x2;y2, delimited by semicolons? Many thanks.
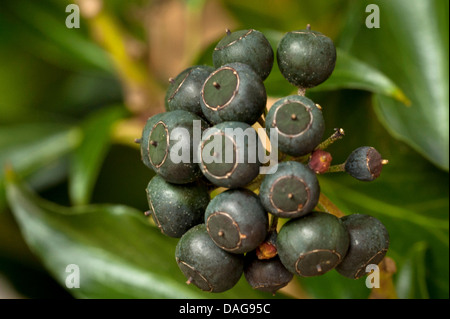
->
221;0;350;38
0;0;114;73
297;269;370;299
311;49;410;106
69;106;127;205
342;0;449;170
395;242;429;299
0;123;81;212
5;173;280;299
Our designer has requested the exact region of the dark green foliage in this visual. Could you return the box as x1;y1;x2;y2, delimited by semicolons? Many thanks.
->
204;188;268;254
175;224;244;293
146;175;210;238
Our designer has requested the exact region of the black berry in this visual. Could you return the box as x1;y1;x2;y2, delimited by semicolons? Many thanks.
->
265;95;325;156
244;250;293;295
198;121;261;188
200;62;267;125
336;214;390;279
213;29;274;81
175;224;244;293
277;211;349;277
145;175;210;238
205;188;268;254
142;110;208;184
277;26;336;89
140;113;164;170
344;146;384;181
165;65;214;117
259;161;320;218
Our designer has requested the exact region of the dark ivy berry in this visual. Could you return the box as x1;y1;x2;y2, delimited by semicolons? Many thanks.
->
277;211;350;277
344;146;384;181
205;188;268;254
145;175;210;238
277;26;336;89
200;62;267;125
336;214;390;279
141;110;208;184
259;161;320;218
140;112;165;169
175;224;244;293
198;121;261;188
265;95;325;157
213;29;274;81
165;65;214;117
244;250;293;295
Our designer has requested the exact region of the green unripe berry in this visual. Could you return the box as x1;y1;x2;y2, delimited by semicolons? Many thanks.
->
277;211;349;277
205;188;268;254
213;29;274;81
165;65;214;117
200;62;267;125
277;26;336;89
265;95;325;157
175;224;244;293
336;214;390;279
145;175;210;238
259;161;320;218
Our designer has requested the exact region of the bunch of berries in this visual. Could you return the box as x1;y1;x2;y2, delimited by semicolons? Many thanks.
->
137;26;390;295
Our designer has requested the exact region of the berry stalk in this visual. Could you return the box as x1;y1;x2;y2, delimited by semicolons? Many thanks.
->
325;163;346;173
316;192;345;218
315;128;345;151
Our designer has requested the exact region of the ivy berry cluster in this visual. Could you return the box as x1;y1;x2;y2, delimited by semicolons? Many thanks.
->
137;26;390;294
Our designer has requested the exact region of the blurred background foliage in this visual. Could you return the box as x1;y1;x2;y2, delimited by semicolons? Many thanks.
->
0;0;448;299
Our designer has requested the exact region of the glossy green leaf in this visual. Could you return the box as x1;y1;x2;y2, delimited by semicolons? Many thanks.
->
221;0;350;38
395;242;429;299
342;0;449;171
5;173;281;299
69;106;127;205
311;49;410;105
0;123;81;212
0;0;113;73
297;268;370;299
